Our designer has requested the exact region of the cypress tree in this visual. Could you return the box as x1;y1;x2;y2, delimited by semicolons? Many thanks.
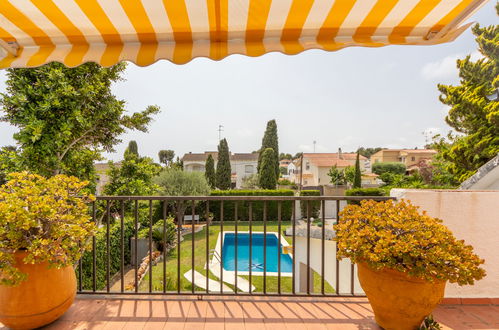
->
127;140;139;156
205;154;216;189
258;148;277;189
216;138;232;190
353;151;362;188
257;119;279;178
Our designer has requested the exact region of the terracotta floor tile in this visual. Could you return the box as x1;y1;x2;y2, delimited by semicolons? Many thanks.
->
4;297;499;329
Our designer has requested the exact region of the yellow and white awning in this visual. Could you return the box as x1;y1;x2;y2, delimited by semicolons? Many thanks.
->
0;0;487;68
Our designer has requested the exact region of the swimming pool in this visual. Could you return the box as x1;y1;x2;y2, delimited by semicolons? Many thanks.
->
219;232;293;276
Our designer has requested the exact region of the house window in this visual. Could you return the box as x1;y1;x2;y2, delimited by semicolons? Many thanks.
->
306;162;310;170
304;180;308;185
411;156;416;161
245;165;253;173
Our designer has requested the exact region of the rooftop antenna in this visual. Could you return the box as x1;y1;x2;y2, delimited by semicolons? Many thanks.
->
313;140;316;153
218;125;224;141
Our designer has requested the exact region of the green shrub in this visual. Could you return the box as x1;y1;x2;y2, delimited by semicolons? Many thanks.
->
299;190;321;219
372;162;406;175
78;217;135;291
151;218;176;251
209;190;294;221
345;188;386;205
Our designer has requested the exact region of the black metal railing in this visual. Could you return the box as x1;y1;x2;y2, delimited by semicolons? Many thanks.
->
77;195;394;297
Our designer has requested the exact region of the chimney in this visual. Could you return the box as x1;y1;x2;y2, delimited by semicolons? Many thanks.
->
338;147;343;159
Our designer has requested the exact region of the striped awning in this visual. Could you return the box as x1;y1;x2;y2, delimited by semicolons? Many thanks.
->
0;0;487;69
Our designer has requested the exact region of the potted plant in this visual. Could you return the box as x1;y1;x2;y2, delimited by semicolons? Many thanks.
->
0;172;95;329
334;199;485;330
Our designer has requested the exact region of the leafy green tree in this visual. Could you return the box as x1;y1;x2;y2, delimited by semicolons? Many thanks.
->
216;138;232;190
293;152;303;160
372;162;406;175
279;153;292;160
327;165;345;185
0;62;159;188
155;168;210;226
435;7;499;182
258;148;277;189
353;152;362;188
357;147;382;158
103;150;160;197
127;141;139;156
158;150;175;166
0;146;19;185
241;173;259;189
344;166;356;185
258;120;279;178
205;154;216;189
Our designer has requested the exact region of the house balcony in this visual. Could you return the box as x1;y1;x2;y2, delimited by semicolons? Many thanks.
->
2;193;498;329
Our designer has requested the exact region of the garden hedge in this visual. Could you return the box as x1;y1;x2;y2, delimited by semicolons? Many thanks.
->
78;217;135;291
209;189;294;221
345;187;386;205
299;190;321;219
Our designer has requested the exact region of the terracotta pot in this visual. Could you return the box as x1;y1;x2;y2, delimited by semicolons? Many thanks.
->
357;262;446;330
0;251;76;329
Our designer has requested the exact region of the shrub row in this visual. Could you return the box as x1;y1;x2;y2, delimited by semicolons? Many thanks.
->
345;187;386;205
78;217;135;291
209;190;294;221
299;190;321;219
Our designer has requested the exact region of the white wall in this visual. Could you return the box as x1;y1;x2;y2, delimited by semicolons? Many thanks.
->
293;237;363;295
391;189;499;298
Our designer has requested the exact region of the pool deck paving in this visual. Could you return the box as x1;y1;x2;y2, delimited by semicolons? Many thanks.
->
2;296;498;329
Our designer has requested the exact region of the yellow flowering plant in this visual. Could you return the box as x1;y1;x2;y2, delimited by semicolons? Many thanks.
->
0;172;96;286
334;199;485;285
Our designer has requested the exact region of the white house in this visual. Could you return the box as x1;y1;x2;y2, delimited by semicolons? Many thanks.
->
460;153;499;190
182;151;259;188
289;151;370;186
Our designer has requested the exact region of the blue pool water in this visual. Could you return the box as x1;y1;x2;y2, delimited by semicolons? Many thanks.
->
221;233;293;273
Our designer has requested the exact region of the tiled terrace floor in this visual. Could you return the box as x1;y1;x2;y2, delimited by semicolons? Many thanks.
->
2;296;498;329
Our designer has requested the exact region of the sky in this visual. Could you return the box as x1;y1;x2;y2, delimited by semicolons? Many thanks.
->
0;1;496;162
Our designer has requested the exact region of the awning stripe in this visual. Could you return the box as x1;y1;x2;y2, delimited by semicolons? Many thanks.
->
118;0;158;66
0;0;486;68
281;0;315;54
353;0;399;44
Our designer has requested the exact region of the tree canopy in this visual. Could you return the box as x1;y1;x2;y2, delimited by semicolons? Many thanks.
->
216;138;231;190
158;150;175;166
103;149;160;197
353;152;362;188
127;141;139;156
258;120;279;178
0;62;159;188
435;7;498;182
357;147;382;159
205;154;216;189
258;148;277;189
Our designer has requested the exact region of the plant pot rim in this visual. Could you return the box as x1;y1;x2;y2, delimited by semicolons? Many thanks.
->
357;261;446;285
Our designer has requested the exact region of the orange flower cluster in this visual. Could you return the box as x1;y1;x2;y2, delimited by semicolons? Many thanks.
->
334;199;486;285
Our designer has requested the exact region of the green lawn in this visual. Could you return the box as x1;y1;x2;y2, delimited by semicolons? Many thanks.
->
139;221;335;294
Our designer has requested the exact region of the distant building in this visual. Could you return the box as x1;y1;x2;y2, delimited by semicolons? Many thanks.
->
94;162;120;195
460;153;499;190
370;149;437;170
289;152;370;186
279;159;292;178
182;152;259;188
